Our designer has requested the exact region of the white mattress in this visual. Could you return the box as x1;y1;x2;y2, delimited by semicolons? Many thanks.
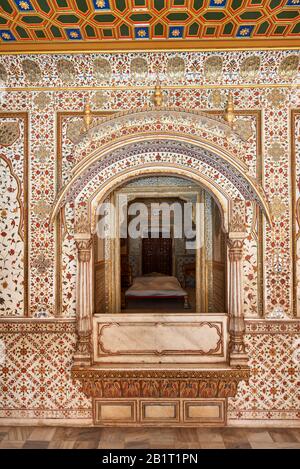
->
125;275;187;297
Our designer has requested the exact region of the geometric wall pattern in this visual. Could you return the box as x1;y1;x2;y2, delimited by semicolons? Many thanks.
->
0;322;91;420
228;321;300;424
0;321;299;423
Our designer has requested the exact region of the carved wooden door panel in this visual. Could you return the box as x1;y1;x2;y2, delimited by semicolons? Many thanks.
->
142;235;172;275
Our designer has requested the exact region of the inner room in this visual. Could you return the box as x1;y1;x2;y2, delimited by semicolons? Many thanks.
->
94;175;226;315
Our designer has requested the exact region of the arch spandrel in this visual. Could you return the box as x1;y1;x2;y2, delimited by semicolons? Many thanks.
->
50;109;271;226
71;108;250;174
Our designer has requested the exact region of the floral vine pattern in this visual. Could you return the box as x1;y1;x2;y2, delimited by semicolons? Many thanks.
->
0;49;299;422
0;157;23;316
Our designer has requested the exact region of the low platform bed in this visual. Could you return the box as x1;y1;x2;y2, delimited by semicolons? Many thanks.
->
125;274;189;309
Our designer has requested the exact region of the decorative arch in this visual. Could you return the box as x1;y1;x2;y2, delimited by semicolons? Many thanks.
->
88;165;230;234
51;108;268;373
50;108;271;226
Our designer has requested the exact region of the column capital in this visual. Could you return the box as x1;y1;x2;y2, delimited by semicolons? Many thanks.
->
75;237;92;262
227;235;245;261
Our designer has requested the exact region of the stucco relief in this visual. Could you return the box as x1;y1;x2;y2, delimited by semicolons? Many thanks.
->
0;50;299;89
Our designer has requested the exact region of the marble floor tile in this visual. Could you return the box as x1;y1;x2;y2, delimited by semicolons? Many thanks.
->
269;429;298;443
1;426;300;449
73;440;100;449
246;430;274;445
23;441;49;449
3;427;33;441
0;440;25;449
48;440;76;449
28;427;56;441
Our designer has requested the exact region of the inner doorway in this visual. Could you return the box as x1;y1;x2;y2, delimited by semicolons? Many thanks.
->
142;233;172;276
94;175;226;315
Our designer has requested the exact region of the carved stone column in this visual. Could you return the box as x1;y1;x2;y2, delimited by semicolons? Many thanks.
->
74;236;93;366
227;235;248;366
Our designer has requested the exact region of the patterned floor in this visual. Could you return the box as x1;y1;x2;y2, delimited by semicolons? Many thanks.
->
0;427;300;449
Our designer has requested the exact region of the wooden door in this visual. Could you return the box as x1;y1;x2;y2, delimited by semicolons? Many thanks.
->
142;235;172;275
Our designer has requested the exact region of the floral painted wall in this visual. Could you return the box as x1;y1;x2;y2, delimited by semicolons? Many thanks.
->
0;50;299;424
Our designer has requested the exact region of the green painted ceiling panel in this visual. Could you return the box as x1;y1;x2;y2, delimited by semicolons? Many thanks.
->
203;12;226;21
154;23;164;35
21;16;44;24
16;26;29;38
188;22;199;35
129;14;152;22
75;0;89;13
35;30;46;38
257;20;269;34
120;23;129;36
50;25;62;37
166;13;189;21
239;11;262;20
94;14;116;23
115;0;126;11
1;0;13;14
57;15;80;24
153;0;165;12
36;0;51;14
223;22;234;34
85;25;96;37
193;0;204;10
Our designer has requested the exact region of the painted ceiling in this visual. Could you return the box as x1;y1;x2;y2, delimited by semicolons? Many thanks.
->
0;0;300;52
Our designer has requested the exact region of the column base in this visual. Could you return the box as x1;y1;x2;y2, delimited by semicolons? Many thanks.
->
73;333;92;367
229;352;249;367
73;354;92;367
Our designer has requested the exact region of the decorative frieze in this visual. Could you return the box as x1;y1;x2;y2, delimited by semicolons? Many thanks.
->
72;367;250;400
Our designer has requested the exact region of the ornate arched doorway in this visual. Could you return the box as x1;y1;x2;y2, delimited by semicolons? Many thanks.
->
50;108;270;426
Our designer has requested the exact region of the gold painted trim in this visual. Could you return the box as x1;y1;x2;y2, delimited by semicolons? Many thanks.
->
1;39;300;55
291;109;300;318
0;112;29;316
1;84;299;93
72;365;250;400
